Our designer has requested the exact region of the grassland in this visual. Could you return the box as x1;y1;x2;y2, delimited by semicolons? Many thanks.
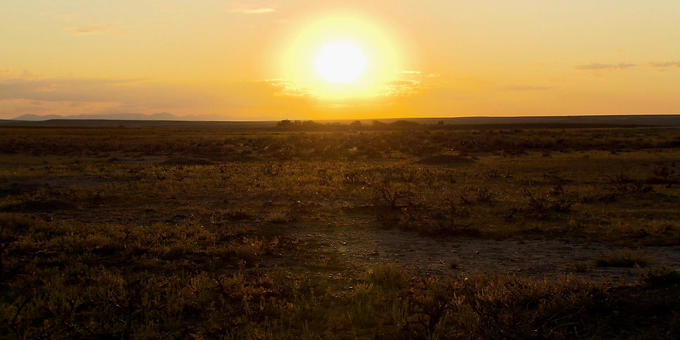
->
1;122;679;338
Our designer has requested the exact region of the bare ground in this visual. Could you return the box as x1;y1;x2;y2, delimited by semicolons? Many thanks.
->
288;214;680;282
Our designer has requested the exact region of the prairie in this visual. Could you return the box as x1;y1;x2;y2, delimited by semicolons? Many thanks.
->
1;122;679;338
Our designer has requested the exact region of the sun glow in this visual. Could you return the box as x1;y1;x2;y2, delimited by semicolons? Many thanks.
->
276;12;406;100
314;41;367;84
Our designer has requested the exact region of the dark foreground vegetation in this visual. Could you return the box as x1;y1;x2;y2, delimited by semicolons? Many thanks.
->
1;122;679;338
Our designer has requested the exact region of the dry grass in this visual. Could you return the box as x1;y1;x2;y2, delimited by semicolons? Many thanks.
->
595;249;654;268
1;124;680;338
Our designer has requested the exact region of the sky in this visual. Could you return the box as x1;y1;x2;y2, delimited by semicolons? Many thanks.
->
1;0;679;120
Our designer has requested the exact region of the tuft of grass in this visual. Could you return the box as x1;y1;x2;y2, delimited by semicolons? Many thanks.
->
522;187;573;220
595;249;653;268
365;264;409;291
573;261;591;273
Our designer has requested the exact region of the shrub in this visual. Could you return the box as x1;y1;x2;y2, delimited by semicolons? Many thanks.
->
521;187;573;219
640;266;680;287
372;179;413;209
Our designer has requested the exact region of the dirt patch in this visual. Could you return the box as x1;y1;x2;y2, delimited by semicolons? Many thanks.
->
0;181;43;195
160;157;215;166
416;154;475;166
1;176;121;192
289;216;680;282
1;199;78;212
106;155;166;164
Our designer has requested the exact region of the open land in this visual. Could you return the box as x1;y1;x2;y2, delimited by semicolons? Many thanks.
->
1;119;680;338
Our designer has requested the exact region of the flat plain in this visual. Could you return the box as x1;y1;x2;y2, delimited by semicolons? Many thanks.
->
1;121;680;338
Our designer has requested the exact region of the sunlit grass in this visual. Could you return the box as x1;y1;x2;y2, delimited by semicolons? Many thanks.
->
1;124;680;337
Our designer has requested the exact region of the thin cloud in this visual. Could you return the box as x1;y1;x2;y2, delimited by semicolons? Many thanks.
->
0;78;141;102
575;63;636;70
229;7;276;14
500;85;552;91
0;76;198;118
650;61;680;68
262;79;312;97
388;80;419;86
64;24;110;35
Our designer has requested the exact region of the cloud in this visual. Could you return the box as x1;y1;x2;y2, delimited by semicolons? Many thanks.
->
0;76;200;118
650;61;680;69
261;79;313;98
575;61;680;71
499;85;552;91
389;70;438;92
0;74;324;120
575;63;636;70
229;7;276;14
0;78;141;102
260;69;434;100
64;24;111;35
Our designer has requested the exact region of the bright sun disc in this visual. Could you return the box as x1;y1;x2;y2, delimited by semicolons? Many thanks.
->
314;41;367;84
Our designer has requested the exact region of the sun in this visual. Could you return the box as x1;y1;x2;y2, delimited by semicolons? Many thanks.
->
314;41;367;84
275;11;407;100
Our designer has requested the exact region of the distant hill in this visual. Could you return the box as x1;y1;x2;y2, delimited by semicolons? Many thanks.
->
12;112;179;121
2;114;680;129
0;119;277;129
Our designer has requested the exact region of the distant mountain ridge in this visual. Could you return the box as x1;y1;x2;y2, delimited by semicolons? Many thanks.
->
12;113;179;121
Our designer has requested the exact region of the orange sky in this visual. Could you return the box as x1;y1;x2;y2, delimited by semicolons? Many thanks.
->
1;0;679;120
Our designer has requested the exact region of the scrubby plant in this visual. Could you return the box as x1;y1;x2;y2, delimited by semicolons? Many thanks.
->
640;266;680;287
371;178;414;209
521;187;574;220
609;173;653;194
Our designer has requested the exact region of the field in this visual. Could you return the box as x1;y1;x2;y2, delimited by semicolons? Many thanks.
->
1;121;680;338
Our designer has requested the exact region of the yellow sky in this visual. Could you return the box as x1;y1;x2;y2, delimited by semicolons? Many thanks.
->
1;0;679;120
